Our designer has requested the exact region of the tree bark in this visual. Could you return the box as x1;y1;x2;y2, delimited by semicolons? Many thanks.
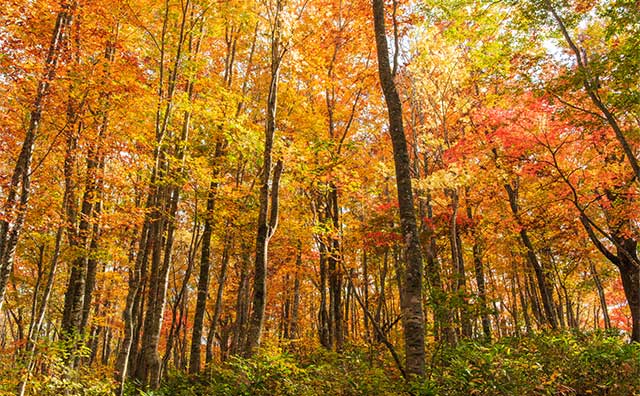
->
472;242;491;340
136;1;192;387
289;242;302;339
504;182;558;329
189;143;224;373
244;2;285;354
204;234;232;362
449;191;471;338
372;0;425;376
590;262;611;330
245;156;283;355
328;185;343;349
318;241;330;348
230;246;251;356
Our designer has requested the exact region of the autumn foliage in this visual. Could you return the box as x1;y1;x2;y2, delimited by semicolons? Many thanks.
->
1;0;640;394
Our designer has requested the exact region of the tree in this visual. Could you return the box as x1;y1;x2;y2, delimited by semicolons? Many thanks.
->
0;0;76;313
372;0;425;377
244;0;287;356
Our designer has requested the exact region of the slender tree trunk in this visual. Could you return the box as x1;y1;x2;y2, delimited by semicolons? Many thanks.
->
80;128;109;337
17;228;64;396
362;249;371;341
245;157;283;355
230;246;251;356
162;224;197;374
424;198;450;343
509;272;521;336
374;250;388;343
0;0;75;312
116;0;173;384
289;242;302;339
244;3;285;354
187;12;226;370
339;257;406;378
522;228;557;329
318;241;330;348
137;1;192;387
102;325;113;365
526;272;543;327
472;242;491;340
204;234;232;362
81;221;101;335
62;131;103;343
449;191;471;338
189;144;224;373
189;184;214;371
515;268;532;334
115;216;150;393
504;182;557;329
328;185;343;349
372;0;425;376
590;262;611;330
138;187;169;387
281;274;291;339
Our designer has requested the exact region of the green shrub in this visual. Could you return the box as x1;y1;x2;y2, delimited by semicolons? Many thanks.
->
419;331;640;396
157;343;401;396
107;332;640;396
17;338;114;396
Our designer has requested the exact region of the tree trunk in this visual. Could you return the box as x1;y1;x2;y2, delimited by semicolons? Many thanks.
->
80;145;108;339
362;250;371;341
116;226;144;393
515;268;532;334
449;191;471;338
328;185;343;349
230;246;251;356
244;3;285;354
189;144;224;373
0;0;75;312
504;182;557;329
135;1;192;386
204;234;232;362
372;0;425;376
615;238;640;342
464;196;491;341
619;263;640;342
318;241;330;348
590;262;611;330
62;127;103;343
245;157;283;355
578;211;640;340
289;242;302;339
162;225;197;374
17;228;64;396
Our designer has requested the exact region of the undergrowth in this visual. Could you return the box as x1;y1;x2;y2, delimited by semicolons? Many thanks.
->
148;331;640;396
4;331;639;395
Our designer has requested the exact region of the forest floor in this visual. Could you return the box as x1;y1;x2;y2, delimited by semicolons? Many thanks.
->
4;330;640;396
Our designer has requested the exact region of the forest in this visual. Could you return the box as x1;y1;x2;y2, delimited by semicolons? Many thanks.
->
1;0;640;394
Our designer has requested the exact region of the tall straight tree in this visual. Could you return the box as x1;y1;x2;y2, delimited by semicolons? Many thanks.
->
371;0;425;377
244;0;286;356
115;0;193;389
0;0;75;312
